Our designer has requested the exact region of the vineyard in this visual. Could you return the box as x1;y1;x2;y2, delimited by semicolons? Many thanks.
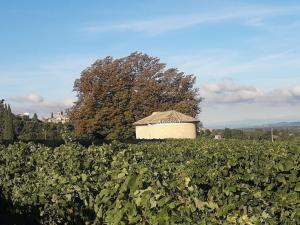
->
0;139;299;224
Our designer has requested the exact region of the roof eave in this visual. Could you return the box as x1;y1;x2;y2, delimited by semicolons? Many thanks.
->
133;120;199;126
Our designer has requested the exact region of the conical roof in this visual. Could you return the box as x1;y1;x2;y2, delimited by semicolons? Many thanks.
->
133;110;199;125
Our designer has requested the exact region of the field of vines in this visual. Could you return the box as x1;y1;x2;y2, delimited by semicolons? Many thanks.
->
0;139;299;224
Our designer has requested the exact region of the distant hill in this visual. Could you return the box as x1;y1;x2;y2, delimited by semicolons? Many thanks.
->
206;120;300;130
258;121;300;128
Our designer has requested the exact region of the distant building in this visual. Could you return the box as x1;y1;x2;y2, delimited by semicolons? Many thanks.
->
214;135;222;140
44;112;69;124
200;128;214;132
133;110;199;139
16;112;30;120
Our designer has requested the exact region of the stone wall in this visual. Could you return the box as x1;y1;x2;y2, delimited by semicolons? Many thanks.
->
135;123;197;139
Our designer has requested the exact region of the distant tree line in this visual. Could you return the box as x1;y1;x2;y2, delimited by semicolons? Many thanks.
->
0;100;70;145
0;100;14;141
202;127;300;141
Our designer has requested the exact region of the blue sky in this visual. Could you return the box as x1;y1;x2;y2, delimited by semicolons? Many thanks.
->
1;0;300;127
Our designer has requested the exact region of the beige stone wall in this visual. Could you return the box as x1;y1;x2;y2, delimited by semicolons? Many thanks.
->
135;123;197;139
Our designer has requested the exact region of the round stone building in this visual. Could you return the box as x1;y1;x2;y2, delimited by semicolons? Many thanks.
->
133;110;199;139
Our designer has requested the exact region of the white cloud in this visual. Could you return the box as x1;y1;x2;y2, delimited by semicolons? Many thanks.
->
9;94;44;103
201;79;263;104
28;94;44;103
201;103;300;128
201;79;300;105
199;79;300;127
39;98;74;110
0;55;96;105
7;94;74;117
85;6;300;34
290;86;300;96
203;79;257;93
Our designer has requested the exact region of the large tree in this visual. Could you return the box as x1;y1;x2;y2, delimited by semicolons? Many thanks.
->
69;52;202;139
0;100;5;139
3;104;14;141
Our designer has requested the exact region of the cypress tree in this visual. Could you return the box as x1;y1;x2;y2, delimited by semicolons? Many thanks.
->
3;104;14;141
0;100;5;139
33;113;38;122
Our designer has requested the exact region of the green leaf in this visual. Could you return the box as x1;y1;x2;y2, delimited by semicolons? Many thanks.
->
81;173;87;182
150;197;157;208
277;174;286;184
295;183;300;192
128;214;141;224
207;201;218;209
254;191;262;198
158;197;171;207
134;196;142;206
184;177;191;187
66;194;72;201
168;201;176;209
118;172;126;179
194;198;205;210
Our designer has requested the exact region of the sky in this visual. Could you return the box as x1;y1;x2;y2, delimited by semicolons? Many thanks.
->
0;0;300;128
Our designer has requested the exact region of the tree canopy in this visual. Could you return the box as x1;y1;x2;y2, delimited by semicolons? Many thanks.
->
0;100;69;144
69;52;202;139
0;102;14;141
3;104;14;140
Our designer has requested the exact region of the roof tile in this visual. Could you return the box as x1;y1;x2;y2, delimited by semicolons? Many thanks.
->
133;110;199;125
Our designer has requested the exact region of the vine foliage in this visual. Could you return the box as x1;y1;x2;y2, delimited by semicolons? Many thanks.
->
0;139;299;224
